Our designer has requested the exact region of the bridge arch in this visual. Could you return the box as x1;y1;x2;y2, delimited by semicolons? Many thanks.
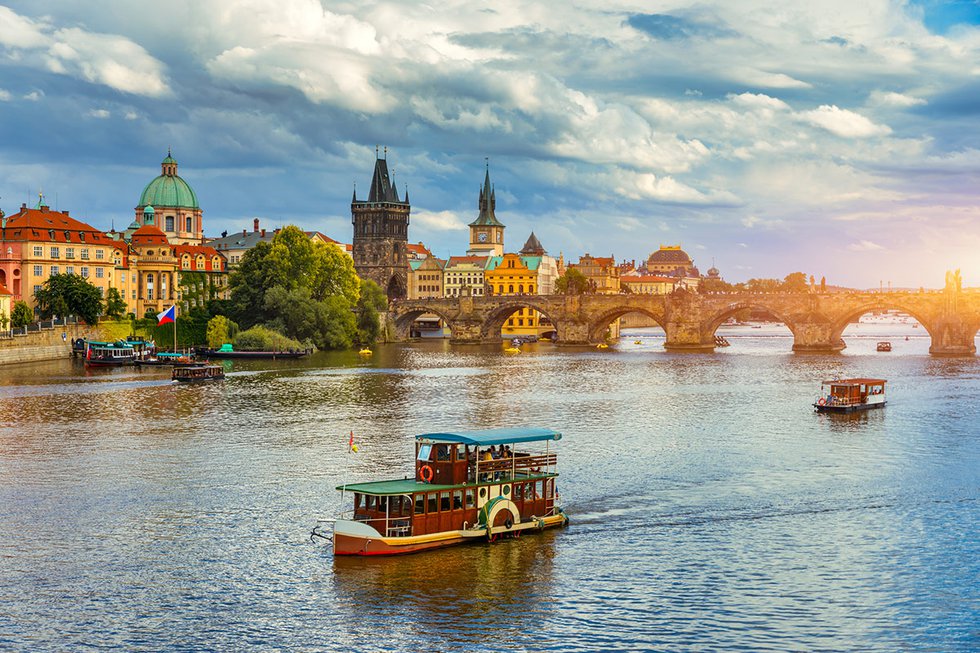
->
702;300;802;340
828;300;936;346
480;299;560;340
588;306;666;342
391;304;456;340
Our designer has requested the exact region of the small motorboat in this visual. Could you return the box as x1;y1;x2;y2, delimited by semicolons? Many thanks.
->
633;340;642;345
876;341;892;352
596;343;609;350
814;378;886;413
504;346;521;354
172;364;225;383
358;348;373;356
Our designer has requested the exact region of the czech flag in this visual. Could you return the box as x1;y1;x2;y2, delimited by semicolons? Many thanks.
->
157;305;176;326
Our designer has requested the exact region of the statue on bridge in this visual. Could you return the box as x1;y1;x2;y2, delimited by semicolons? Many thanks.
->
945;269;963;293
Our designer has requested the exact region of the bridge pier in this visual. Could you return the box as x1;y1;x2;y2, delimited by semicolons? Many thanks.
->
662;321;715;353
928;321;977;356
792;322;845;354
449;319;492;345
555;320;592;346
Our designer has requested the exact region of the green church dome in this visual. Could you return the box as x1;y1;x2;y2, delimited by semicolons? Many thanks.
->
138;152;200;209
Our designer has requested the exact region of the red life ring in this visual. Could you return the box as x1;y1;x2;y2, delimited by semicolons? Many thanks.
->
818;398;826;406
419;464;434;483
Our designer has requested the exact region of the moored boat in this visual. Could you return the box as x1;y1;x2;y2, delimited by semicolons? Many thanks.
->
172;364;225;383
84;341;137;367
197;343;311;359
814;378;886;413
332;427;568;556
876;341;892;352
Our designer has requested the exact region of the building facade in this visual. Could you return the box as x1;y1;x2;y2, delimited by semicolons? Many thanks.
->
569;254;620;294
485;253;554;338
646;245;700;277
351;152;411;299
408;255;446;300
444;256;488;298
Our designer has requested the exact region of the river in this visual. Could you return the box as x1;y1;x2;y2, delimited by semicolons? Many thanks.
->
0;322;977;651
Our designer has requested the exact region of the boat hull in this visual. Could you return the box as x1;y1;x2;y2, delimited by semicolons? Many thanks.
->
200;350;310;359
333;513;568;556
814;401;886;413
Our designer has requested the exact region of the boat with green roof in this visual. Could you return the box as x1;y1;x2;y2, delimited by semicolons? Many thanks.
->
332;427;568;556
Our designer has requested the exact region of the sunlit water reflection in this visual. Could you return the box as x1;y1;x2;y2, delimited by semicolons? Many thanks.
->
0;323;977;651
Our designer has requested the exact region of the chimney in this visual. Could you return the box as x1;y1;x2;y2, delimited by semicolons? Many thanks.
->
253;218;260;232
64;210;70;216
261;228;266;237
242;229;247;236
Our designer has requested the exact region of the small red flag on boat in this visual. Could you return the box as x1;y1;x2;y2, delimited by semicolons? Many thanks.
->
348;431;358;453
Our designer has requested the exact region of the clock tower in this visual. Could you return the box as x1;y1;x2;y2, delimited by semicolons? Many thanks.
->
466;164;505;257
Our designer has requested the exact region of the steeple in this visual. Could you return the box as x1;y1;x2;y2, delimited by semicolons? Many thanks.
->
520;231;545;256
365;151;405;204
469;162;504;227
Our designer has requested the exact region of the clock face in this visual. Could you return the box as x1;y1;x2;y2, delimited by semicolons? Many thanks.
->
478;232;488;243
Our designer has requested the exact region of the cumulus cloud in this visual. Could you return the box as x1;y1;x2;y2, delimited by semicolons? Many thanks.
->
800;105;892;138
0;89;11;102
412;210;468;231
868;90;927;107
86;109;110;119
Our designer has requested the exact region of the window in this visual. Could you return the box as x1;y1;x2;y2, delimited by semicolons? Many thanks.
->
80;249;90;260
50;265;59;275
33;285;41;294
427;494;438;514
99;287;104;297
452;490;462;510
131;290;136;299
186;217;192;232
96;250;104;260
79;232;86;243
65;266;74;275
33;265;42;276
465;489;475;508
95;268;104;279
80;267;89;278
33;246;43;257
417;444;432;461
50;247;60;259
440;492;451;511
415;495;425;514
165;216;174;231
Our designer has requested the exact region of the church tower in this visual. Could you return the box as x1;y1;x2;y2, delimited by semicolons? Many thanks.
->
351;149;410;299
466;163;505;257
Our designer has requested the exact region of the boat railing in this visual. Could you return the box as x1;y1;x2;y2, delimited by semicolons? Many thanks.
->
473;453;557;482
349;513;413;537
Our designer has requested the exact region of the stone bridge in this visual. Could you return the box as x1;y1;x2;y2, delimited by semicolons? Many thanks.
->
389;288;980;356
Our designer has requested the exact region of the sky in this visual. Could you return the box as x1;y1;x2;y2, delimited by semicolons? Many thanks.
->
1;1;979;288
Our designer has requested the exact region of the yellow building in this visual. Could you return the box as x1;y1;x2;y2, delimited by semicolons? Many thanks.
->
485;253;552;338
0;279;11;327
569;254;620;293
0;202;130;314
621;275;678;294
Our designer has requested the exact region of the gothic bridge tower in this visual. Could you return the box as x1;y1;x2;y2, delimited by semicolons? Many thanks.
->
351;149;410;299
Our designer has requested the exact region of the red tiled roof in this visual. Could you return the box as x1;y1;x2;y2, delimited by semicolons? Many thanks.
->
2;206;115;244
0;281;11;295
173;244;226;271
131;225;169;246
408;242;432;256
447;256;488;266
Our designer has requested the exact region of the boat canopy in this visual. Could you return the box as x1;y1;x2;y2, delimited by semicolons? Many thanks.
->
416;427;562;446
822;378;886;386
336;478;457;495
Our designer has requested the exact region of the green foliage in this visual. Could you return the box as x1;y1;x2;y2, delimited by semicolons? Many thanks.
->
206;315;239;348
153;315;207;349
744;278;782;293
781;272;809;293
0;311;8;329
355;279;387;345
104;287;127;318
235;325;305;351
699;277;737;293
34;273;103;324
11;301;33;327
555;268;591;295
226;225;364;349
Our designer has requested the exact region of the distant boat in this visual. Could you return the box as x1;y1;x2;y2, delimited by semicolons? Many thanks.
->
876;341;892;352
814;378;886;413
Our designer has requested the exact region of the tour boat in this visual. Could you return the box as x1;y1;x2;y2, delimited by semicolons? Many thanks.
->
814;378;886;413
172;364;225;383
332;427;568;556
84;341;136;367
876;341;892;352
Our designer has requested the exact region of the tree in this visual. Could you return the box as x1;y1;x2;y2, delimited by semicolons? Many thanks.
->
744;277;782;293
206;315;239;348
34;273;103;324
104;287;127;319
355;279;388;345
555;268;591;295
781;272;809;293
11;301;33;328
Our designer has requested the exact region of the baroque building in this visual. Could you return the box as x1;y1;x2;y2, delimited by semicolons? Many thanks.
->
351;151;410;299
136;151;204;245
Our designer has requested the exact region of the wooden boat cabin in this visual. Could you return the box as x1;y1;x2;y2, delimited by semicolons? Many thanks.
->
333;427;568;556
172;364;225;383
814;378;886;413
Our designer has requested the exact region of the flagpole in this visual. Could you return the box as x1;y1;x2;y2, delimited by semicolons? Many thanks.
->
173;305;177;353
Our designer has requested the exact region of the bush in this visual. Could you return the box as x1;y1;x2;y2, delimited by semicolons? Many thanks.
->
234;326;305;351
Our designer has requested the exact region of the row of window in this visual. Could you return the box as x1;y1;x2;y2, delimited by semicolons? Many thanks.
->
35;265;106;279
32;246;109;260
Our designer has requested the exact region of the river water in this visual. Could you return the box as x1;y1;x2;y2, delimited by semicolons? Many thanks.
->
0;323;977;652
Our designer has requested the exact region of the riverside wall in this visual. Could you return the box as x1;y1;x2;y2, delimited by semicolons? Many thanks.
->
0;324;103;367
